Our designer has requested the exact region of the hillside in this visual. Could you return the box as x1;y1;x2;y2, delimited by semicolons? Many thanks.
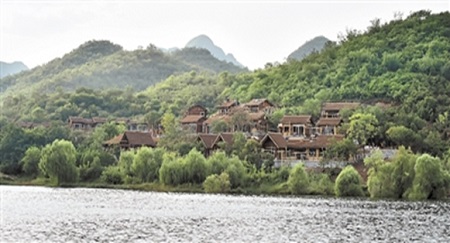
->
186;35;244;68
287;36;330;61
0;61;29;78
0;40;246;98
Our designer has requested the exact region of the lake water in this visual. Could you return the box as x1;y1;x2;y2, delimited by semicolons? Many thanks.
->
1;185;449;242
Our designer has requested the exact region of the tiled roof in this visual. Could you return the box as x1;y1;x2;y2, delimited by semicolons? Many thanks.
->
213;132;234;146
92;117;107;123
261;132;287;149
103;131;156;147
316;117;342;126
287;135;344;149
68;116;92;124
279;115;312;125
198;134;218;149
180;115;206;124
217;100;238;108
245;98;271;107
322;102;360;111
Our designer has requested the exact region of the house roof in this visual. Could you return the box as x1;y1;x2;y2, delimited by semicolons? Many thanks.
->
92;117;107;123
249;112;266;121
217;100;238;109
103;131;156;147
68;116;92;124
244;98;272;107
213;132;234;146
180;115;206;124
260;132;287;149
279;115;312;125
322;102;360;111
198;134;218;149
204;115;230;125
316;117;342;126
287;135;344;149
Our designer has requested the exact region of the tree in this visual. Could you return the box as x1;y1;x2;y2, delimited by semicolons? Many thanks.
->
39;139;79;185
131;147;164;183
386;125;420;150
230;109;251;132
203;172;231;193
184;148;208;184
287;163;309;195
364;150;395;198
211;120;229;134
323;138;358;162
335;166;364;197
20;146;41;177
409;154;450;200
347;113;379;146
390;146;417;198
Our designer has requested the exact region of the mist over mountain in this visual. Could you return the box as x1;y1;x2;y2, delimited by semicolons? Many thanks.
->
185;35;245;68
0;61;29;78
287;36;331;61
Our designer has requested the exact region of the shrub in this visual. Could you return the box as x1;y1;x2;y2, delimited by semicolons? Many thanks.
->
20;146;41;177
132;147;164;183
118;150;135;176
309;173;335;195
159;153;187;186
287;163;309;195
184;148;207;184
203;172;231;193
101;166;124;184
225;156;247;188
79;156;103;182
39;139;79;185
335;166;364;197
207;151;228;175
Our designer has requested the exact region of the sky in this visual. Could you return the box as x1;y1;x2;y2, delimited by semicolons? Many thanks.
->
1;0;449;70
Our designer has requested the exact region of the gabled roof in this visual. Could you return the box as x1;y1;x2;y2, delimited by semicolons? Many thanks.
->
103;131;156;147
316;117;342;126
198;134;218;149
249;112;266;121
287;135;344;149
213;132;235;146
260;132;287;149
244;98;273;107
279;115;312;125
322;102;360;111
180;115;206;124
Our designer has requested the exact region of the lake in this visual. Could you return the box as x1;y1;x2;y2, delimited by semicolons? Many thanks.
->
1;185;449;242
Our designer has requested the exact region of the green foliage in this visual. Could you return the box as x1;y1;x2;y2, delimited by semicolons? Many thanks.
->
386;125;420;150
101;166;124;184
224;156;247;188
184;148;208;184
347;113;379;146
287;163;309;195
207;151;228;175
390;146;417;198
131;147;164;183
118;150;135;176
20;146;41;177
39;139;79;185
324;138;358;162
308;172;335;195
203;172;231;193
335;166;364;197
365;150;395;198
409;154;450;200
159;153;187;186
79;156;103;182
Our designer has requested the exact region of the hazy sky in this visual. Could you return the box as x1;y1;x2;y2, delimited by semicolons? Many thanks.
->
1;0;449;70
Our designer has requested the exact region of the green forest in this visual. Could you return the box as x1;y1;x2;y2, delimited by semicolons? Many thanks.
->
0;10;449;199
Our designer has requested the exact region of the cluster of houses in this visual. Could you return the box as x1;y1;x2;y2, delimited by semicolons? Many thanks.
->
67;117;149;132
102;99;361;163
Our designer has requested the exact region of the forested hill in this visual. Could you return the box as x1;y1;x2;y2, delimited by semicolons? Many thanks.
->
224;11;450;122
0;40;245;97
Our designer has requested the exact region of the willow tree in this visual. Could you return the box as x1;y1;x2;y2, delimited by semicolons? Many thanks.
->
39;139;79;185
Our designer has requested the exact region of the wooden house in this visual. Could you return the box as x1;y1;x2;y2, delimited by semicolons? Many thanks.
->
68;116;93;130
244;98;275;114
197;134;218;157
287;135;344;161
321;102;360;118
217;99;239;115
278;115;314;138
180;105;208;133
260;132;288;160
103;131;156;150
316;117;342;136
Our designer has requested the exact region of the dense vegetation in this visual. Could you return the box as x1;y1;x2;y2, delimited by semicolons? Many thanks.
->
0;11;450;199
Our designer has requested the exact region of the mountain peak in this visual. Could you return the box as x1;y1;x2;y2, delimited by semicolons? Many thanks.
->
0;61;29;78
185;35;244;68
288;36;331;61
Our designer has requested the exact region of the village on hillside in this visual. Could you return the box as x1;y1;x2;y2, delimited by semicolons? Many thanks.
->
59;99;379;166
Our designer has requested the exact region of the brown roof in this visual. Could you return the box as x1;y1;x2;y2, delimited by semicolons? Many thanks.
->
180;115;206;124
287;135;344;149
249;112;266;121
68;116;92;124
322;102;360;111
214;132;235;146
103;131;156;147
204;115;230;125
316;117;342;126
217;100;238;109
92;117;107;124
260;132;287;149
245;98;272;107
279;115;312;125
198;134;218;149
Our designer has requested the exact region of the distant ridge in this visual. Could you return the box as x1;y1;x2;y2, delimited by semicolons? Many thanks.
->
0;61;29;78
288;36;331;61
185;35;244;68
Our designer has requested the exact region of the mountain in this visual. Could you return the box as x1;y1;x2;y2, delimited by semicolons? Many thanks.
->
0;61;29;78
185;35;244;68
287;36;331;61
0;40;246;98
